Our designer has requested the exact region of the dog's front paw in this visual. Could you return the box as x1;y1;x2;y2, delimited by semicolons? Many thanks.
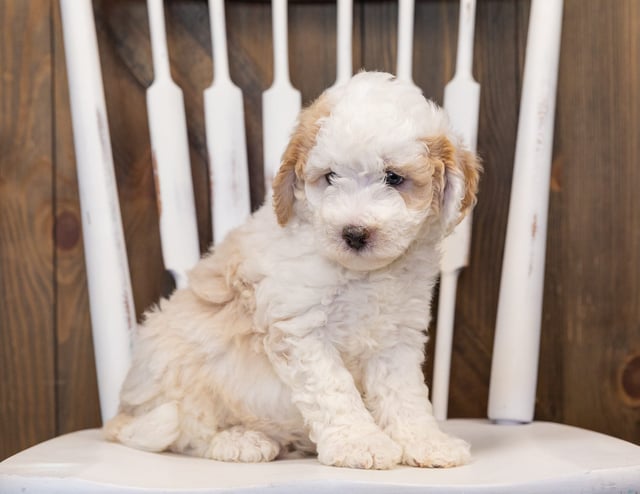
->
401;431;471;468
206;427;281;462
318;428;402;470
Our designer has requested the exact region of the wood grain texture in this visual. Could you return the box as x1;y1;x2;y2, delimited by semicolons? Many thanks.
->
290;1;337;100
551;0;640;441
0;0;56;458
226;0;273;206
1;0;639;460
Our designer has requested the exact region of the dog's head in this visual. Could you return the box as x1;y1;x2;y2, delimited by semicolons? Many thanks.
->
273;71;480;271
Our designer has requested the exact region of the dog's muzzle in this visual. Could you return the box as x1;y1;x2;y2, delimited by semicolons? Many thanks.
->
342;225;370;251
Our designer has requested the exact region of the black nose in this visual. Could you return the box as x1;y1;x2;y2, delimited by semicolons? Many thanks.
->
342;225;370;251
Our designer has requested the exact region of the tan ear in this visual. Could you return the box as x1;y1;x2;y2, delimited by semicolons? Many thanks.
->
272;95;332;226
272;138;301;226
425;135;481;230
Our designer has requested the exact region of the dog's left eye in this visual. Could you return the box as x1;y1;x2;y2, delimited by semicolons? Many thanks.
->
384;171;405;186
325;171;338;185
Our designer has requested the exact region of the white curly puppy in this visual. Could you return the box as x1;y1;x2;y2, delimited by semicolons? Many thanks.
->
105;71;480;470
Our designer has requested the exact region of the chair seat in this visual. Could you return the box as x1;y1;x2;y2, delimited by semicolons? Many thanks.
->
1;419;639;493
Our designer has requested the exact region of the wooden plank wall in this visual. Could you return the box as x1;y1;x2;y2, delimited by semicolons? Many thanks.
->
1;0;639;460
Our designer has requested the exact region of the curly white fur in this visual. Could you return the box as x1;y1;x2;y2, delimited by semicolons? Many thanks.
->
104;71;481;470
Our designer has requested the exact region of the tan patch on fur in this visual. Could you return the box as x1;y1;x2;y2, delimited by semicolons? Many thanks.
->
423;135;481;225
272;95;333;226
188;228;255;314
457;148;481;215
392;157;439;212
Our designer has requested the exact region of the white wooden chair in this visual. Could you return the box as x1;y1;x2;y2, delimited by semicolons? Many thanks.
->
2;0;640;492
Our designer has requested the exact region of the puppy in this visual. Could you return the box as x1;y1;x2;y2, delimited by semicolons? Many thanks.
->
105;71;480;470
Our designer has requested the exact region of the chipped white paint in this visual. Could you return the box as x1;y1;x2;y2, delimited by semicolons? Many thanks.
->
205;0;251;244
146;0;200;288
396;0;415;84
333;0;353;87
60;0;136;422
488;0;564;424
262;0;301;194
432;0;480;421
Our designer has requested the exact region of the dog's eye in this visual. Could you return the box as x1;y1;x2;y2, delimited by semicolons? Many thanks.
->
325;171;338;185
384;171;405;186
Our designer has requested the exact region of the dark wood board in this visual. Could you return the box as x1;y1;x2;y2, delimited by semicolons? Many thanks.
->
0;0;57;458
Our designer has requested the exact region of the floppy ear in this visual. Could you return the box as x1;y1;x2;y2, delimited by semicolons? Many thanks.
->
272;95;332;226
272;134;302;227
425;135;481;232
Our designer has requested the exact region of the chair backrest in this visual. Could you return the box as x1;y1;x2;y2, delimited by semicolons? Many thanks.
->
60;2;137;422
59;0;562;426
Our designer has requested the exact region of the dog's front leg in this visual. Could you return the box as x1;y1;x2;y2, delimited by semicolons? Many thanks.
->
362;343;471;468
264;317;402;469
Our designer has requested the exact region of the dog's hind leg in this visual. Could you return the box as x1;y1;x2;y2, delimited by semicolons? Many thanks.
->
205;426;281;462
103;401;181;452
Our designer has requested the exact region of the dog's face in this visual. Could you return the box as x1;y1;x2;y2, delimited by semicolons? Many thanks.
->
273;72;480;272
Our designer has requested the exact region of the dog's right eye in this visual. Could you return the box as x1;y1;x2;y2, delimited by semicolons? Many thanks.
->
325;171;337;185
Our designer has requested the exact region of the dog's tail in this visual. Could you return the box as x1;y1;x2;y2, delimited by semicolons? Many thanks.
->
103;401;181;452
